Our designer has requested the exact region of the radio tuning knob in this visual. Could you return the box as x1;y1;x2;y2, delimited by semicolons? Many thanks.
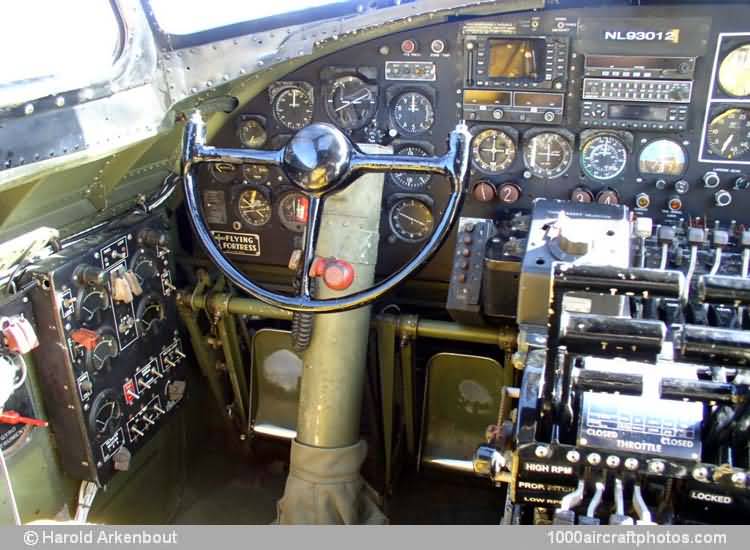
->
734;176;750;190
570;187;594;203
674;179;690;195
702;171;721;189
667;196;683;212
472;181;496;202
634;193;651;209
497;182;521;204
596;189;620;206
715;189;733;208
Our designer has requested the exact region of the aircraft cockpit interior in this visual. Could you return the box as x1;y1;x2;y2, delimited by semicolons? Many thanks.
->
2;0;750;527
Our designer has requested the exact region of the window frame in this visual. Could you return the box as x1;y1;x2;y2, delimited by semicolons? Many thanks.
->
141;0;410;50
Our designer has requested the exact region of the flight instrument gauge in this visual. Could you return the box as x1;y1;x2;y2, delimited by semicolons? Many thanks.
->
389;198;434;242
237;187;272;227
278;192;309;233
707;108;750;160
392;91;435;134
89;389;123;438
237;117;267;148
638;139;687;176
273;86;314;130
325;76;378;130
580;134;628;180
718;44;750;97
471;129;517;174
209;162;238;184
130;250;160;291
522;132;573;179
389;145;432;190
242;164;270;182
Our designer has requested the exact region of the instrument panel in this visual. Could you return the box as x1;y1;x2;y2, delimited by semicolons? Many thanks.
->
198;3;750;282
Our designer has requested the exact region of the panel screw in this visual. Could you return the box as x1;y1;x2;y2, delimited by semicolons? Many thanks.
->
648;460;665;474
566;450;580;463
587;453;601;466
534;445;550;458
731;472;747;488
692;466;709;482
606;455;621;468
624;458;639;471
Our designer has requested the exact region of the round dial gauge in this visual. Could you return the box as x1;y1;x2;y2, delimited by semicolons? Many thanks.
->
325;76;378;130
137;293;166;336
390;145;432;190
523;132;573;179
719;44;750;97
580;135;628;181
88;390;123;438
392;92;435;134
707;108;750;160
210;162;238;184
278;192;309;233
130;251;160;292
242;164;270;182
388;198;434;242
76;288;109;328
237;187;272;227
638;139;687;176
273;86;313;130
471;129;517;174
86;328;118;375
237;118;267;148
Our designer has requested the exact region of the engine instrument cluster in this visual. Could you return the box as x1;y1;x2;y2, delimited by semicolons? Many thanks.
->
27;213;185;484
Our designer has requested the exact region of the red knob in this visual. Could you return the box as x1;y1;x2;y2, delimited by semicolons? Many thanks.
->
310;257;355;291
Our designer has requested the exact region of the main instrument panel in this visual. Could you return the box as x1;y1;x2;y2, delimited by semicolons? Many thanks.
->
199;4;750;281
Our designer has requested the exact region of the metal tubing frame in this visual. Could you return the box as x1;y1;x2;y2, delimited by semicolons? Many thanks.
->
178;289;518;492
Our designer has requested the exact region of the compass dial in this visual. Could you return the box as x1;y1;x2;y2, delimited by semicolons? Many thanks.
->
389;145;432;190
471;129;517;174
523;132;573;179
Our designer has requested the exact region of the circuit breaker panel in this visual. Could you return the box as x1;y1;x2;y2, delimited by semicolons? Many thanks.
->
29;212;186;484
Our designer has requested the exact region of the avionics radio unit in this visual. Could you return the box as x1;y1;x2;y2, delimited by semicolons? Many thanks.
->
580;54;695;131
464;34;570;91
463;89;564;125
